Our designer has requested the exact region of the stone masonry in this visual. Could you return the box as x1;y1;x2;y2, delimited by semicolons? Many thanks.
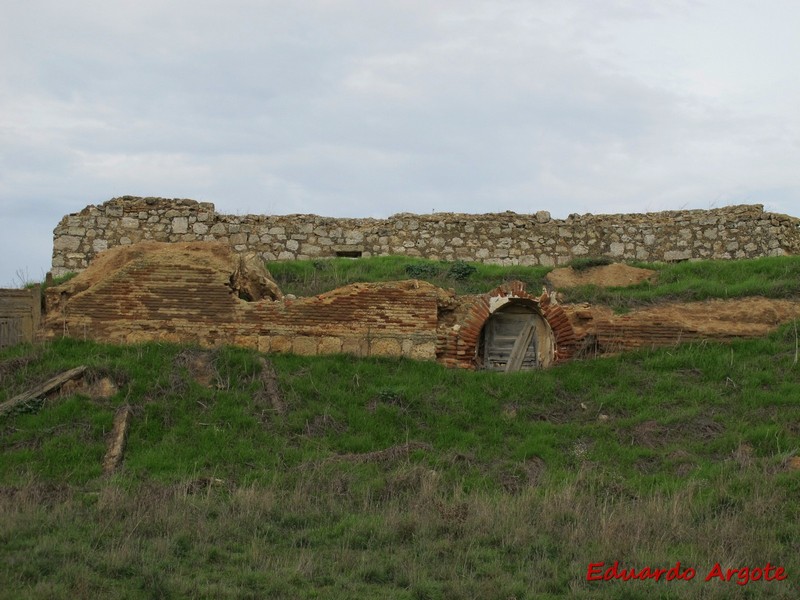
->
51;196;800;277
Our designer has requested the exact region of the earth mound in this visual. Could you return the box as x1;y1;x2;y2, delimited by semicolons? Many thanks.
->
46;241;282;316
546;263;657;289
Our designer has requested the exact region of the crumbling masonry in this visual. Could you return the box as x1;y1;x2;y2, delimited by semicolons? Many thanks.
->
42;242;573;370
51;197;800;278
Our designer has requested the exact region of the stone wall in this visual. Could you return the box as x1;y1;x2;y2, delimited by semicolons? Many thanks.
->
51;196;800;277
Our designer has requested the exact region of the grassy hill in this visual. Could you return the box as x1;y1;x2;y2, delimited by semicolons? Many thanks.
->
1;256;800;599
268;254;800;308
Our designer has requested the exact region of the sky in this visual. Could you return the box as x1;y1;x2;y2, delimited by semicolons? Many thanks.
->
2;0;799;286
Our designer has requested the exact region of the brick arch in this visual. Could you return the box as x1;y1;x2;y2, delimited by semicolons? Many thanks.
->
436;281;577;369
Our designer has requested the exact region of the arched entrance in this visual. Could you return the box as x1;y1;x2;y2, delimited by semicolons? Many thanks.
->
478;299;555;371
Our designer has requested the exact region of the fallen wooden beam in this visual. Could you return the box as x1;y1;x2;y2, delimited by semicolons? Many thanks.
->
103;404;133;474
0;365;87;417
257;357;285;415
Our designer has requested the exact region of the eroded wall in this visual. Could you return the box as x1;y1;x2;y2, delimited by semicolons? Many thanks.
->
43;242;444;360
51;197;800;277
42;241;571;369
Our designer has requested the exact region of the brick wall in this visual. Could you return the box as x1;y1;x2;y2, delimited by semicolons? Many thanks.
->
42;242;573;369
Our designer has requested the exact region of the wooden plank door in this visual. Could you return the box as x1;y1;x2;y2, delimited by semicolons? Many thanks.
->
483;310;539;371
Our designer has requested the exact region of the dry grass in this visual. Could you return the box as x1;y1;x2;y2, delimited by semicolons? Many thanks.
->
1;463;797;599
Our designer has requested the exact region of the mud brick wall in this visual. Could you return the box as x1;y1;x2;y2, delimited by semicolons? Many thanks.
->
43;244;444;360
42;242;573;368
51;196;800;277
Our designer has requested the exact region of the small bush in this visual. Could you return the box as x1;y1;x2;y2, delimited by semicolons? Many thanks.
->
405;263;441;279
446;260;477;281
569;256;613;271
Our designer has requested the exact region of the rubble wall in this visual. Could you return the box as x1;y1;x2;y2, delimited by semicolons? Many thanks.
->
51;196;800;277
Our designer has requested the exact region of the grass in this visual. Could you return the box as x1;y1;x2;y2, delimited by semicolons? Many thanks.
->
267;255;552;296
561;256;800;310
267;255;800;314
1;328;799;598
22;271;77;291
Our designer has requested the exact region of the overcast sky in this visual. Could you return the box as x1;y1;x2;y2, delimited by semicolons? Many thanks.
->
2;0;799;286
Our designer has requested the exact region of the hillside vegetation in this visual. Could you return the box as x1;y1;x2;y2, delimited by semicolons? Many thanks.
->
268;254;800;309
1;255;799;599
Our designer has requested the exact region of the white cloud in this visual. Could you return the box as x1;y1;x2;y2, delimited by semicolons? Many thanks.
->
1;0;799;284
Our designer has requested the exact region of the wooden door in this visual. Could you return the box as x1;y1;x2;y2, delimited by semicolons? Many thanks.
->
482;307;540;371
0;317;23;349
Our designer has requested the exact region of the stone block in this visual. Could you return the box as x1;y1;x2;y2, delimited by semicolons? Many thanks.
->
370;338;402;357
54;235;81;251
609;242;625;256
292;336;318;356
233;335;257;349
230;232;247;245
266;336;290;353
342;337;369;356
172;217;188;234
318;336;343;354
663;250;691;261
410;341;437;360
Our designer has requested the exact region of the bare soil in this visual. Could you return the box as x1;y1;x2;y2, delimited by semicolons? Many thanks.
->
565;296;800;340
546;263;657;289
546;262;800;341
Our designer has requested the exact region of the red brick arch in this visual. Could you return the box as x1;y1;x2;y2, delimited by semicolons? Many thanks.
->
436;281;577;369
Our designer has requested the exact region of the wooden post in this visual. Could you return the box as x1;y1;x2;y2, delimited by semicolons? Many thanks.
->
103;405;133;474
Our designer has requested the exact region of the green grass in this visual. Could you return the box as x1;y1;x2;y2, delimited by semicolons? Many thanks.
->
1;329;799;598
268;255;800;314
23;271;78;291
267;255;552;296
561;255;800;310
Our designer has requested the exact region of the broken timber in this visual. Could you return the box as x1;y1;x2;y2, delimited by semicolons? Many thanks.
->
257;357;285;415
103;404;133;474
0;365;87;417
505;317;536;373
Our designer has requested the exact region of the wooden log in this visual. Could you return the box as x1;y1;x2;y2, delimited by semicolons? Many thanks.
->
0;365;87;417
257;357;285;415
103;404;133;474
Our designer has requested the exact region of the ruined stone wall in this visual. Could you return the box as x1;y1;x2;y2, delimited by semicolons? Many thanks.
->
51;196;800;277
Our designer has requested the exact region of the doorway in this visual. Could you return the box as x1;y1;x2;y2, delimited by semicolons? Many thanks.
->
479;303;552;371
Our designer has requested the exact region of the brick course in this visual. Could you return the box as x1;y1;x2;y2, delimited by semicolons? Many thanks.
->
42;241;572;370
